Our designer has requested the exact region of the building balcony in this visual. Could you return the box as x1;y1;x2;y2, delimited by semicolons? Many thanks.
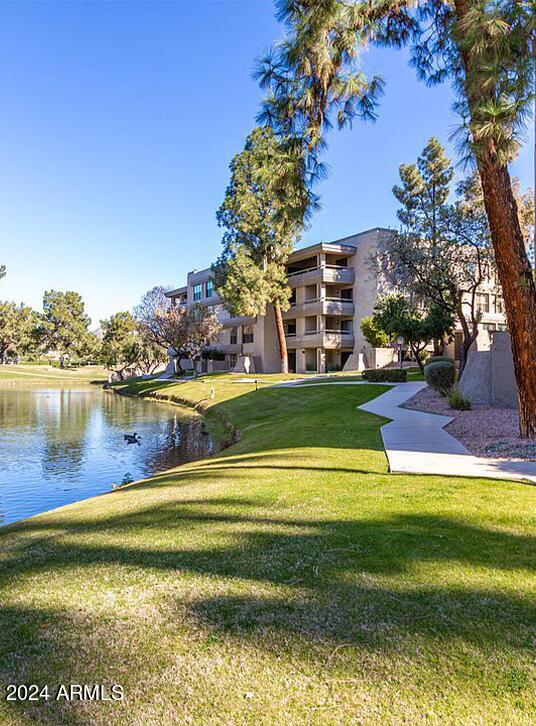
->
220;343;243;354
221;315;257;328
287;265;355;288
286;330;355;349
284;297;355;318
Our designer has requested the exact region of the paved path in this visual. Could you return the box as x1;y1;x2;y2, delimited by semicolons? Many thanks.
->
275;379;536;484
358;382;536;484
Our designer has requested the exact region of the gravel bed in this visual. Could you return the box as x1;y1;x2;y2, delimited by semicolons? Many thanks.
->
403;386;536;461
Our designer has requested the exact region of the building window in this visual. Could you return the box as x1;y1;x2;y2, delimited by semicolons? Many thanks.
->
285;321;296;337
483;323;496;332
206;279;214;297
242;325;254;344
228;353;237;368
193;283;202;301
230;327;238;345
494;295;504;314
289;289;296;305
341;320;353;334
476;293;489;313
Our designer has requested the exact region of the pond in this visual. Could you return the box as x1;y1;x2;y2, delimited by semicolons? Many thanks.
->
0;384;213;526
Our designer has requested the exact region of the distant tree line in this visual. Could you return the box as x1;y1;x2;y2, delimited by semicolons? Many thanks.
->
0;269;221;379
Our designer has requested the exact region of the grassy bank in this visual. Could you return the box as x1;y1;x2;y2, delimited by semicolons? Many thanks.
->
0;375;535;724
0;364;108;383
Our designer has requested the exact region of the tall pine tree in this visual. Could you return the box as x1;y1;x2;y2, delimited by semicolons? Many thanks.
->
213;126;314;373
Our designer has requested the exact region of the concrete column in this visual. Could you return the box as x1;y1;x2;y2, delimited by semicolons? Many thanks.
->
317;348;326;373
296;349;306;374
319;253;326;268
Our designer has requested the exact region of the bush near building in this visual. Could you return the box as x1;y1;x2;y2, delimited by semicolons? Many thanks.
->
362;368;407;382
425;361;456;395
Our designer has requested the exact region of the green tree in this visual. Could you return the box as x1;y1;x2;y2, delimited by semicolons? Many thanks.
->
100;312;140;380
360;315;389;348
260;0;536;435
213;125;314;374
376;139;495;374
0;302;37;363
40;290;93;367
372;293;454;373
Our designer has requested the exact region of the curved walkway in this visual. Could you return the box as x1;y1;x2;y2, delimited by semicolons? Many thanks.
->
277;379;536;484
358;382;536;484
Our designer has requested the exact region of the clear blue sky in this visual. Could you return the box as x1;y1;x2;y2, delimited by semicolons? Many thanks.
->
0;0;532;326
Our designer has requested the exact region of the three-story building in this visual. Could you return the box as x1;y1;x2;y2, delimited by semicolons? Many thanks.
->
166;227;506;373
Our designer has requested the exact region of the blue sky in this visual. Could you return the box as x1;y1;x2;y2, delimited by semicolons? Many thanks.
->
0;0;532;326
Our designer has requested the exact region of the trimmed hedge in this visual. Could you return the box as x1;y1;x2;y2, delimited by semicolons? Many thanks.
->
362;368;407;382
425;361;455;395
424;356;455;368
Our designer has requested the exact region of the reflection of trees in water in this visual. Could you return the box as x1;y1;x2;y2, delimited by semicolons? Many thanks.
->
100;390;139;427
40;389;94;477
0;388;40;430
141;414;214;474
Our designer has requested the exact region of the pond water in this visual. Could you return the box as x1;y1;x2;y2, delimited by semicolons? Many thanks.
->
0;384;213;526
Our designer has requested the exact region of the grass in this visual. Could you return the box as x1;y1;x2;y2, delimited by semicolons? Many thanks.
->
0;374;535;724
0;364;108;383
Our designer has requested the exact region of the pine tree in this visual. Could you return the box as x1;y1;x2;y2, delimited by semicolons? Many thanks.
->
213;126;315;373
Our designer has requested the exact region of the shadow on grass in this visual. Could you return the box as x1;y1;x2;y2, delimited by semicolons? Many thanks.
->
1;497;536;720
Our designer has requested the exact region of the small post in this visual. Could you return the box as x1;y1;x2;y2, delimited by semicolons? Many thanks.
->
397;336;404;370
210;386;215;400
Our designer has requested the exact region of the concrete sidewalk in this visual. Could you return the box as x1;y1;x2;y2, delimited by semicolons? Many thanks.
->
359;382;536;484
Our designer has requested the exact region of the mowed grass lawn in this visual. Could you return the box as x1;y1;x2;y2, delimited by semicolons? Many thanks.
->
0;375;535;724
0;364;108;383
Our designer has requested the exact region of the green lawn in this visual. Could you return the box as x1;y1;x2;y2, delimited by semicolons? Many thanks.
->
0;364;108;383
0;375;534;724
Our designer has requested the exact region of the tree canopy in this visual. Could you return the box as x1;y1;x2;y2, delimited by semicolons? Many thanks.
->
213;125;315;372
40;290;94;365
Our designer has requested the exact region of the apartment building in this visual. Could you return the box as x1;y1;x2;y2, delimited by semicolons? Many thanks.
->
166;227;506;374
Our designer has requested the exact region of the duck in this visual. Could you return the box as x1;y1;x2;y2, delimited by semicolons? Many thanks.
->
124;433;141;445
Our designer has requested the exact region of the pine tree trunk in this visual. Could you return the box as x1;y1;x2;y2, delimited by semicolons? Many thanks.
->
273;302;288;374
453;0;536;437
476;157;536;436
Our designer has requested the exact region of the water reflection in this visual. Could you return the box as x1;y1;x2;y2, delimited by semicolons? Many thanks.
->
0;384;214;525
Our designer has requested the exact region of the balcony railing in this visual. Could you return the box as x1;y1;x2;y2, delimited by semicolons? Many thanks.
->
287;264;350;278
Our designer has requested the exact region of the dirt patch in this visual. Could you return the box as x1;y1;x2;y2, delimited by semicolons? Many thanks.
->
403;386;536;461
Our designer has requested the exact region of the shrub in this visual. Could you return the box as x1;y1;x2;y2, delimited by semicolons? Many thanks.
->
424;356;455;368
448;386;472;410
326;363;342;372
362;368;407;382
425;361;456;395
201;348;225;361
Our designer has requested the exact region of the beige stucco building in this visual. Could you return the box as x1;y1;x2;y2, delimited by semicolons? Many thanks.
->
166;227;506;374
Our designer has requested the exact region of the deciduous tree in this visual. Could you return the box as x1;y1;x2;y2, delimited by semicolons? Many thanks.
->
0;302;37;363
100;312;140;380
372;293;454;373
